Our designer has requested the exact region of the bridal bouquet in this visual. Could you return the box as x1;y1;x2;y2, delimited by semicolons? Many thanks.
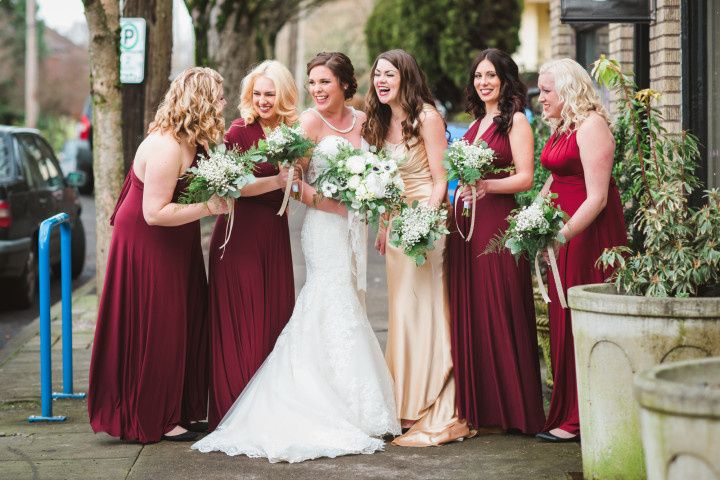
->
179;145;257;257
443;139;497;216
389;201;449;266
246;123;315;215
486;194;569;307
314;142;405;225
179;144;256;204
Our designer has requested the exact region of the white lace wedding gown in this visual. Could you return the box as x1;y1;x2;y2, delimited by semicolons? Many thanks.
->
192;136;400;463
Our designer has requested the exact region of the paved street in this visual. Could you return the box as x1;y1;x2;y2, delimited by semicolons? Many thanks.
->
0;195;96;351
0;200;582;479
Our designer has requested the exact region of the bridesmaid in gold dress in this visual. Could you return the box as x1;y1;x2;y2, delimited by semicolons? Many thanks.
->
363;49;470;447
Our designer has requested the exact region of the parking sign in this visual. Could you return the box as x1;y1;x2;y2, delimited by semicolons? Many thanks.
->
120;18;146;84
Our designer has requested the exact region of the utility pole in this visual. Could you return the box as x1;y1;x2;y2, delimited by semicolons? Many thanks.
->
25;0;39;128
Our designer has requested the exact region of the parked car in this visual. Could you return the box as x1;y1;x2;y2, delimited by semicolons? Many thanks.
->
61;96;93;194
0;126;87;308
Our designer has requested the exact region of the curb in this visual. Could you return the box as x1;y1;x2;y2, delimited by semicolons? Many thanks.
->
0;278;97;368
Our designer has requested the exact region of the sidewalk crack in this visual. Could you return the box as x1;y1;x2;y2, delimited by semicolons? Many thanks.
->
124;445;144;480
7;446;39;480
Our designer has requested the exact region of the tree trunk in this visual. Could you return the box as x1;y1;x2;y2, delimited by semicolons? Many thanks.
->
83;0;124;294
208;8;258;123
121;0;173;172
142;0;172;128
185;1;329;122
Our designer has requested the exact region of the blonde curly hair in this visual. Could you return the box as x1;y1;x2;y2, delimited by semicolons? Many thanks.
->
148;67;225;146
238;60;299;126
539;58;610;133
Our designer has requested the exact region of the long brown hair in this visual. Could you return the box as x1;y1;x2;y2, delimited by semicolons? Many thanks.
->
465;48;527;135
362;49;438;150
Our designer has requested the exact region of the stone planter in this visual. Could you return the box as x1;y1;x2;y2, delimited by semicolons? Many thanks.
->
635;357;720;480
568;283;720;480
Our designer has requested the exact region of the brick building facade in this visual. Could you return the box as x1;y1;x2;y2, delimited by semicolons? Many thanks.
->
548;0;719;188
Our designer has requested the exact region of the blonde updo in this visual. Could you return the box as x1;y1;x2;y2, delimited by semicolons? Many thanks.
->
238;60;299;126
148;67;225;146
539;58;610;133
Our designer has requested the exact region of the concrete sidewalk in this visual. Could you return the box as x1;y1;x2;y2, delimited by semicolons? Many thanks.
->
0;205;582;479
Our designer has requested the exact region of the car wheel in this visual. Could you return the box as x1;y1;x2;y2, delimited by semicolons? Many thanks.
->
79;169;94;195
10;248;37;309
77;146;94;195
71;218;86;279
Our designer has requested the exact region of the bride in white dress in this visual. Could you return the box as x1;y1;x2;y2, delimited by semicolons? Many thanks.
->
192;52;400;463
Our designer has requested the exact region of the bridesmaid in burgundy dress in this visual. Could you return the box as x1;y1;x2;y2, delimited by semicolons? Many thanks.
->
88;67;229;443
535;59;626;442
207;60;298;430
447;49;545;434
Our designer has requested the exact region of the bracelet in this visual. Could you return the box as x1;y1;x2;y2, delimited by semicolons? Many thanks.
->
204;201;212;215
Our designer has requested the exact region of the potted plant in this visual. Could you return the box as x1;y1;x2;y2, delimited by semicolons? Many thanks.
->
566;56;720;480
634;357;720;480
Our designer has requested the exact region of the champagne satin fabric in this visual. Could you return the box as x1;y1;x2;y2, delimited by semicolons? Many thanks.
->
383;130;470;447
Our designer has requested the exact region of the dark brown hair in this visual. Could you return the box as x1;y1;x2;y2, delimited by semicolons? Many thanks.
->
306;52;357;100
362;49;439;150
465;48;527;134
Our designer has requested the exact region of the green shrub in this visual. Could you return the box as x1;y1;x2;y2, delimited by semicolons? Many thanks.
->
593;56;720;297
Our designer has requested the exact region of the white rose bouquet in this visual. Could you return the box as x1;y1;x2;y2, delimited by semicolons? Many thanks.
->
314;143;405;225
389;201;449;267
245;123;315;215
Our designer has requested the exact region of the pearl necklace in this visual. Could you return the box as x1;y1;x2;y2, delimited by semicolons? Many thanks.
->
312;107;356;134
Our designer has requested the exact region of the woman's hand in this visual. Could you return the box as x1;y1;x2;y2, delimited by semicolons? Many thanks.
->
375;227;388;255
206;195;231;215
276;166;301;190
541;239;562;264
459;180;488;202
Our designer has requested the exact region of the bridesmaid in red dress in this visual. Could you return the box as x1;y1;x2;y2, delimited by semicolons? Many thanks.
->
207;60;298;430
88;67;230;443
535;59;626;442
447;48;545;434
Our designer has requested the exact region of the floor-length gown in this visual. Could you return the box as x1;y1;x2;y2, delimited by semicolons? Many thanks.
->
447;120;546;434
383;105;470;447
207;119;295;430
540;129;626;435
88;152;208;444
192;136;400;463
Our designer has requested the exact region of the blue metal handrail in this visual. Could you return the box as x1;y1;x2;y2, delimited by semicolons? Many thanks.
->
28;213;86;423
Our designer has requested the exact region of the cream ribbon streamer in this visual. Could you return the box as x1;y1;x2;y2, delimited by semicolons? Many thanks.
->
276;165;295;216
348;212;368;293
534;245;568;309
454;184;477;242
218;200;235;260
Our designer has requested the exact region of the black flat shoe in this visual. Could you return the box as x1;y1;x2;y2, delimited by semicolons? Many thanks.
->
162;430;198;442
184;421;208;433
535;431;580;443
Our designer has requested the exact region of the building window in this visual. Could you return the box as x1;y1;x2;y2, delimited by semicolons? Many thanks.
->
575;24;609;69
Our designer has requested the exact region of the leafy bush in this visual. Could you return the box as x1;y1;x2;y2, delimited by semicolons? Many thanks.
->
365;0;521;109
593;56;720;297
515;113;551;207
